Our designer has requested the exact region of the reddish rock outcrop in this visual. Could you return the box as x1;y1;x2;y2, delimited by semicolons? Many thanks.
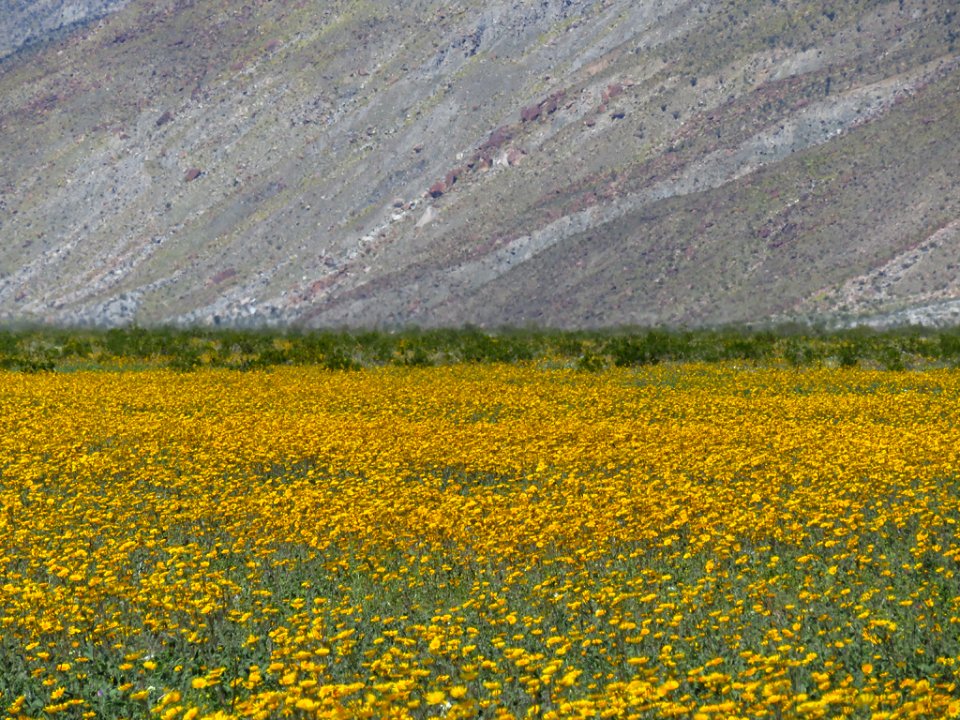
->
520;91;566;123
602;83;624;102
540;92;562;115
444;166;465;187
428;181;446;198
184;168;202;182
475;125;516;165
481;126;513;151
209;268;237;285
521;104;542;123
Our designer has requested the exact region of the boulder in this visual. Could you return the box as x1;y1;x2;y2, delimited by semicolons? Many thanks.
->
480;126;512;151
210;268;238;285
429;181;446;198
522;91;565;122
416;206;437;228
521;104;542;123
444;166;466;187
184;168;202;182
602;83;624;103
541;95;559;115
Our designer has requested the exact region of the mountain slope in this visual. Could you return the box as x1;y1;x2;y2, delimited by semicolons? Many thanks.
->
0;0;129;60
0;0;958;328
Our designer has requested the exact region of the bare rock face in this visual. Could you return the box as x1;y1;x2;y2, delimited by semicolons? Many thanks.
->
0;0;958;330
0;0;130;60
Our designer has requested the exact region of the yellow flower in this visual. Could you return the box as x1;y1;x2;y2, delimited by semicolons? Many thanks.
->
425;691;446;705
558;669;582;687
158;690;181;707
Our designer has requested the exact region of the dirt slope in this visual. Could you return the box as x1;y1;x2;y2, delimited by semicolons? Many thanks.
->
0;0;130;59
0;0;958;328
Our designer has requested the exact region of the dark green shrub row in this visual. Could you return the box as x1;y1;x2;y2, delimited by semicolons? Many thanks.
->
0;325;959;371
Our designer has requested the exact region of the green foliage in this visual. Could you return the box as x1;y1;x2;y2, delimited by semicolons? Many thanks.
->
938;331;960;364
836;342;860;368
0;324;959;372
604;330;676;366
575;350;607;372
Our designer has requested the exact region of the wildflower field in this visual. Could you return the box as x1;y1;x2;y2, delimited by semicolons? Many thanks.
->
2;363;960;719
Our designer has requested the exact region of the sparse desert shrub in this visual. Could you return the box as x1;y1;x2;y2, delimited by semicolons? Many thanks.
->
937;331;960;364
605;330;675;366
836;342;860;368
1;326;960;372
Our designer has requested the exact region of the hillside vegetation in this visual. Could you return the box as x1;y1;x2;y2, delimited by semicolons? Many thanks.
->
3;325;960;372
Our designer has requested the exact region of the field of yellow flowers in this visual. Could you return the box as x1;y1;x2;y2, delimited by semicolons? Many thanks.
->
2;363;960;719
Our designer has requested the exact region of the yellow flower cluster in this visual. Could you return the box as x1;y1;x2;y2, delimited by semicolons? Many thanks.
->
1;364;959;719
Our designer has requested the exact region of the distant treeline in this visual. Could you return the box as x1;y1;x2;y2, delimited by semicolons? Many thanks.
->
2;325;960;372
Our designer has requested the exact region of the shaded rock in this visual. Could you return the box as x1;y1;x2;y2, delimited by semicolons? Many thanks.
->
429;181;446;198
209;267;237;285
521;103;542;123
541;92;562;115
156;110;174;127
602;83;624;103
480;126;512;151
521;91;565;123
184;168;202;182
444;166;465;187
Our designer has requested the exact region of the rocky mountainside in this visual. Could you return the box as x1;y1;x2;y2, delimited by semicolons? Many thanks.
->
0;0;958;329
0;0;129;60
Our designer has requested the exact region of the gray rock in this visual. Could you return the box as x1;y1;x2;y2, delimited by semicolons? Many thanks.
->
0;0;130;60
